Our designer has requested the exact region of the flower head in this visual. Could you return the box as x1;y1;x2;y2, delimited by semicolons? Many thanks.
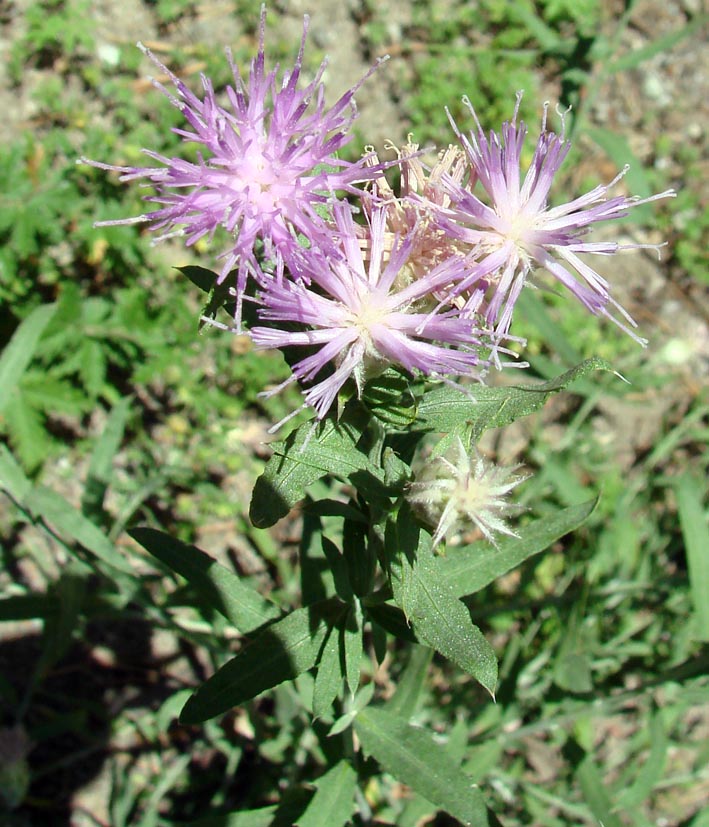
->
81;7;385;324
249;203;504;424
362;139;472;284
441;94;676;341
407;437;528;548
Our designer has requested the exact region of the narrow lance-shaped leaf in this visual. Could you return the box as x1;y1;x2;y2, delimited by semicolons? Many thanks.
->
180;597;346;724
416;358;611;438
342;601;363;696
354;707;502;827
616;707;667;809
439;498;598;598
0;444;32;503
35;567;86;680
0;303;56;413
82;396;132;522
674;473;709;642
386;644;433;720
295;760;357;827
387;505;497;696
26;486;135;575
312;623;343;719
250;401;383;528
575;748;624;827
130;528;280;634
361;369;419;429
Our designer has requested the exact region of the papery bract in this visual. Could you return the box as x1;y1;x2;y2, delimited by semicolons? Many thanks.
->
407;436;528;548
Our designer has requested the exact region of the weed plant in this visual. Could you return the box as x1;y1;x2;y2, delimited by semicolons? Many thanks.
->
0;1;706;826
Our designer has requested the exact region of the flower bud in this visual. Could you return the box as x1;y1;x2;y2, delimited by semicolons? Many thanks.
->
407;437;528;548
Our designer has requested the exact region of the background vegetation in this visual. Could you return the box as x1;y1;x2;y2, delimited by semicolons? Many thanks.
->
0;0;707;825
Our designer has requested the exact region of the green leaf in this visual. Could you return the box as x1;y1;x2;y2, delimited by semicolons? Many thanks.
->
36;568;86;679
439;499;598;598
415;358;611;438
0;303;56;413
576;751;624;827
20;373;88;416
312;624;343;718
250;403;383;528
321;536;354;603
305;499;368;523
82;396;132;522
387;506;497;696
354;707;500;827
554;652;593;695
386;644;433;720
674;474;709;642
187;805;278;827
365;602;418;643
607;17;705;73
78;338;108;399
1;388;52;471
328;684;375;736
616;708;667;808
180;598;345;724
0;443;32;502
129;528;281;634
549;563;595;696
295;761;357;827
25;486;135;574
342;514;376;598
362;370;419;428
177;265;220;293
342;602;363;696
584;128;654;221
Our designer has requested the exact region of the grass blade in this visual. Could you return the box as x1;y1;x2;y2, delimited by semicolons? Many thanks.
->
674;473;709;641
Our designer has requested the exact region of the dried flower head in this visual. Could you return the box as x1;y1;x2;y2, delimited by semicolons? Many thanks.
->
361;140;472;284
441;94;676;341
81;6;385;325
407;436;528;548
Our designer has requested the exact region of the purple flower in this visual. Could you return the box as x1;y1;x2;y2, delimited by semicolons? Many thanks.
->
441;94;676;342
249;203;504;424
81;7;385;325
